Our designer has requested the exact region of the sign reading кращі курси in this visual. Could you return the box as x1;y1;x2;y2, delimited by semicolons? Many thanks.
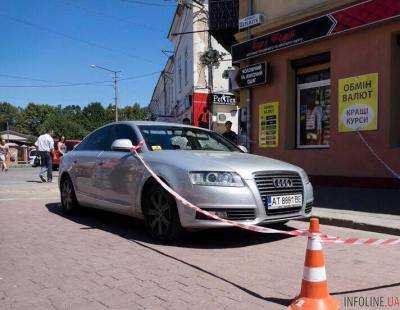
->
338;73;378;132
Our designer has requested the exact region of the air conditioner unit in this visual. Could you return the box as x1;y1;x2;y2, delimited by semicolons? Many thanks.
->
216;113;231;123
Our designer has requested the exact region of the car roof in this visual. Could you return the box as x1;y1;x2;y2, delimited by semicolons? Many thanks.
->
109;121;209;130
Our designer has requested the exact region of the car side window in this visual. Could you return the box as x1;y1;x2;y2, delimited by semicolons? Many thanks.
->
74;137;89;151
78;126;112;151
113;124;139;146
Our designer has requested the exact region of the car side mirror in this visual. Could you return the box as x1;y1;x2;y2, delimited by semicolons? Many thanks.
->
238;145;248;153
111;139;134;152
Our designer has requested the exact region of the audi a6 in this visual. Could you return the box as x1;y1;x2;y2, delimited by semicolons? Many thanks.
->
59;121;313;241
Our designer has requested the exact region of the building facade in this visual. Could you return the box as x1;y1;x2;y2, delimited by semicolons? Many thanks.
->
150;1;239;133
233;0;400;187
148;56;175;122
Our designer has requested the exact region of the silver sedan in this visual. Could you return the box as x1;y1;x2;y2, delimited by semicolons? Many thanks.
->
59;121;313;241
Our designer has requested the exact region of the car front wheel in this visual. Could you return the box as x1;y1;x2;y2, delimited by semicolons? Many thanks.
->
60;175;78;214
143;183;183;242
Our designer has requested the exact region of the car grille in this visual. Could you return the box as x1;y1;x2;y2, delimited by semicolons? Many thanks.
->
196;208;256;221
254;171;304;216
305;202;313;214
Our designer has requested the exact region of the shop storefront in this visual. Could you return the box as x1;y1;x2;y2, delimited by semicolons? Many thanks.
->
233;0;400;187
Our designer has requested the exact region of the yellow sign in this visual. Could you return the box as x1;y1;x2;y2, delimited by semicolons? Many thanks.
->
151;145;162;151
259;102;279;148
338;73;378;132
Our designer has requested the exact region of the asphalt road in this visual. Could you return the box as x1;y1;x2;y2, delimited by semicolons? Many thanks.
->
0;168;399;309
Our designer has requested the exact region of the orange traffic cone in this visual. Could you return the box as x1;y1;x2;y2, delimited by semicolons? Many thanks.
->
289;218;340;310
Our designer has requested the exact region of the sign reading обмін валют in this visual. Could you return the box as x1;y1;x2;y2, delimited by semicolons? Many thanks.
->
338;73;378;132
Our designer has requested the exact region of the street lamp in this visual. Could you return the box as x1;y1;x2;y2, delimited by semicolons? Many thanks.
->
90;64;122;122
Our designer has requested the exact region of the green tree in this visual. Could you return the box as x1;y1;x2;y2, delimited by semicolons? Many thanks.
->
82;102;108;131
0;100;148;139
40;113;88;140
0;102;21;131
120;102;149;121
21;103;58;136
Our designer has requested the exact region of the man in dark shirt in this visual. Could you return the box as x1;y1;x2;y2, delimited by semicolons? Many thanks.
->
222;121;238;145
198;107;210;129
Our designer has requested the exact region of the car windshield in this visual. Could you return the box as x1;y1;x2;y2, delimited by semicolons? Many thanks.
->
138;125;241;152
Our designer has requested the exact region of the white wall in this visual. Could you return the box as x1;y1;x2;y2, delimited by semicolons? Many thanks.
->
170;5;194;121
150;1;234;123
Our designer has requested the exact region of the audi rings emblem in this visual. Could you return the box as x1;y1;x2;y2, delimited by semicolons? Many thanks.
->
272;178;293;188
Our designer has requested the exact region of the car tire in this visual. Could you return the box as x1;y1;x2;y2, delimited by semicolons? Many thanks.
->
60;175;79;214
143;183;184;242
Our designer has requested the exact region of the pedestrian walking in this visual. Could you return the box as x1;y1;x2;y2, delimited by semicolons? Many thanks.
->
35;130;54;183
0;138;9;172
222;121;238;145
57;136;67;156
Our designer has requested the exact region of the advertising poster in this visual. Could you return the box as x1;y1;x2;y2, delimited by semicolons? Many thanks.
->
338;73;378;132
259;102;279;148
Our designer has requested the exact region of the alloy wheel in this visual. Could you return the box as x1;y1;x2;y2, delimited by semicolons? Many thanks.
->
146;190;173;238
61;179;73;211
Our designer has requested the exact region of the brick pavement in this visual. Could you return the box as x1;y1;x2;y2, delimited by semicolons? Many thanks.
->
0;168;399;309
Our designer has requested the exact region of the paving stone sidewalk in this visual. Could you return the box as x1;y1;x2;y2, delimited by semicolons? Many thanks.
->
0;168;399;309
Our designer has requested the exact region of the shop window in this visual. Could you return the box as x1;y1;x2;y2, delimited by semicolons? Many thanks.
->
295;65;331;149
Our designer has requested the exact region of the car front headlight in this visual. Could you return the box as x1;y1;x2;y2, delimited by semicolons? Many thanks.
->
189;171;244;187
299;169;310;184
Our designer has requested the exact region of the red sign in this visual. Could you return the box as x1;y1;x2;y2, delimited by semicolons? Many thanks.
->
232;0;400;62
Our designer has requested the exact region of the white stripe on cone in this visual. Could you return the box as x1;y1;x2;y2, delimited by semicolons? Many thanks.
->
302;266;327;282
307;238;322;250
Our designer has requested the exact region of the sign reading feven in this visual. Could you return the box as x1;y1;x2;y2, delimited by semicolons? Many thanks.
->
338;73;378;132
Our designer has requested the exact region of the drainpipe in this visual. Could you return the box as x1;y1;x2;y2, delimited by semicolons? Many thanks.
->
245;0;253;151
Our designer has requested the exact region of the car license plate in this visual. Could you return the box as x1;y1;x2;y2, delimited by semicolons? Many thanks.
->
266;194;302;210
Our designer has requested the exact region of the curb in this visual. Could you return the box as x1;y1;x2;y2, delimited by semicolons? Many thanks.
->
296;216;400;236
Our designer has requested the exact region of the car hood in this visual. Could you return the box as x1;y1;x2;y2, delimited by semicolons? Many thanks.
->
142;150;301;180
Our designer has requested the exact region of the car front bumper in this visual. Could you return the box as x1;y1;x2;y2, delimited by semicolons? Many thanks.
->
176;178;313;229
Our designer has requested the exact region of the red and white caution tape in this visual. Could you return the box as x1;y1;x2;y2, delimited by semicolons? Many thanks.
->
130;144;306;237
320;235;400;246
130;142;400;246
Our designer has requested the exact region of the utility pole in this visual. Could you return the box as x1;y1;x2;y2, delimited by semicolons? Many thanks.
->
90;64;121;122
113;71;119;122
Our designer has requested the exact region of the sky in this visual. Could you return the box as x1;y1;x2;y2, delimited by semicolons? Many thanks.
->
0;0;177;108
